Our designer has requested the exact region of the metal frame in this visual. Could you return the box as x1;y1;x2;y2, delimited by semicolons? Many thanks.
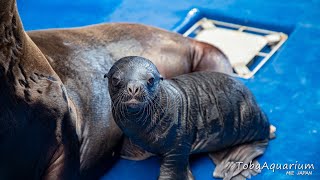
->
183;18;288;79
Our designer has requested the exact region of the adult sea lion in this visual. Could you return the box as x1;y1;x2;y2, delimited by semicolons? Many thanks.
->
28;24;232;179
27;15;233;180
0;0;79;179
0;0;232;179
107;56;276;180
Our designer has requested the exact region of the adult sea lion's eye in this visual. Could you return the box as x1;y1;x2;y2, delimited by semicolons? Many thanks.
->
147;77;155;86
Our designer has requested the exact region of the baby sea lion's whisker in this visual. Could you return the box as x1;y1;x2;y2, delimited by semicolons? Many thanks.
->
119;94;129;122
142;106;152;127
140;106;149;126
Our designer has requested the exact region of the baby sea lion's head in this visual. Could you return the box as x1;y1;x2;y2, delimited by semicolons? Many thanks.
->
105;56;163;112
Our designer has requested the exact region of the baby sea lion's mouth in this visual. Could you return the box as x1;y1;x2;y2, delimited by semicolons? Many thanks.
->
124;99;143;110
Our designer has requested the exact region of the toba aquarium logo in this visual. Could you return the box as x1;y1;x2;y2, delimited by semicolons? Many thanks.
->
236;161;315;176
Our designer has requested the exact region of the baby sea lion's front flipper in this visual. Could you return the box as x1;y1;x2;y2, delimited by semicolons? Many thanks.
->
209;140;269;180
120;137;154;161
159;153;194;180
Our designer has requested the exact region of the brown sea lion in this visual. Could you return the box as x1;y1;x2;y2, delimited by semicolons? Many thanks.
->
0;0;232;179
0;0;79;179
107;56;276;180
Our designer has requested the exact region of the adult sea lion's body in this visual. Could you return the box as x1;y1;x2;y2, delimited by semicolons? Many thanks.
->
107;56;275;180
27;23;232;178
0;0;232;179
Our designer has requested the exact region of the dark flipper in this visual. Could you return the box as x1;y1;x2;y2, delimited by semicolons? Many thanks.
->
120;137;154;161
209;140;268;180
159;153;194;180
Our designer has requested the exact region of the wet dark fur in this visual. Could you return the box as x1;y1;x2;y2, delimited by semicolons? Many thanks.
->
108;56;270;180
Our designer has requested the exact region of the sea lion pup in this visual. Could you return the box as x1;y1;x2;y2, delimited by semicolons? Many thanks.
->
106;56;276;180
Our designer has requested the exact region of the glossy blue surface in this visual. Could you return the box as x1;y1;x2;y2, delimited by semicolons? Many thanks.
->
18;0;320;179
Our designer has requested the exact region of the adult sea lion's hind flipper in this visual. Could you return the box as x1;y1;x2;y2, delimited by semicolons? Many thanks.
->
120;137;154;161
269;125;277;140
209;140;269;180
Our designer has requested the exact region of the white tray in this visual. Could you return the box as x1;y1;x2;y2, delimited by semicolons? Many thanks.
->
183;18;288;79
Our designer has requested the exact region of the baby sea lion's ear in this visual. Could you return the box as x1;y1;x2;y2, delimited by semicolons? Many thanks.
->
104;69;113;79
160;75;164;81
104;73;110;79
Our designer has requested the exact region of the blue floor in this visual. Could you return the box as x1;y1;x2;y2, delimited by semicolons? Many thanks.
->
18;0;320;179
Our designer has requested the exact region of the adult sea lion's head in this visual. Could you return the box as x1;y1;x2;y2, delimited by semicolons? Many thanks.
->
105;56;163;112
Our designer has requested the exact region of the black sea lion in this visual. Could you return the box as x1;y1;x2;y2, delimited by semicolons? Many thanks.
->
106;56;276;180
0;0;232;179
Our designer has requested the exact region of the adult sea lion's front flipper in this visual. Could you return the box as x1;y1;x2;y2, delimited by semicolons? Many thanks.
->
121;137;154;161
209;140;268;180
0;0;79;179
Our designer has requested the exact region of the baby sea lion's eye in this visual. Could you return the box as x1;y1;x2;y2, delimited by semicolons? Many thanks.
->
112;76;121;86
147;77;155;86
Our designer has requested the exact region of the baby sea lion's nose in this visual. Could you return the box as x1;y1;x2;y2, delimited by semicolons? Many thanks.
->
127;82;141;96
